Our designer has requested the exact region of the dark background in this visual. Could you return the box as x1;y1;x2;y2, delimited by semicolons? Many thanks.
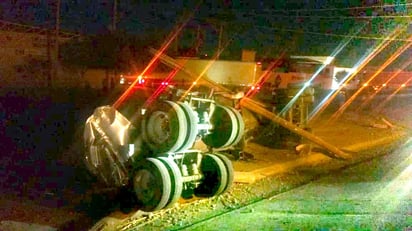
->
0;0;410;67
0;1;410;223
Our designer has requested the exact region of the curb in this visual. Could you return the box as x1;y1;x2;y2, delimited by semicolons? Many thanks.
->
234;130;408;184
341;131;407;152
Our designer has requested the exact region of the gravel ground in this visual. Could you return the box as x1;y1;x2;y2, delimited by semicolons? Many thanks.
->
95;139;403;231
92;99;411;230
2;89;411;231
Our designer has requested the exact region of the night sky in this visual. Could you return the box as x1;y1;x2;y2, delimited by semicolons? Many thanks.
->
0;0;410;66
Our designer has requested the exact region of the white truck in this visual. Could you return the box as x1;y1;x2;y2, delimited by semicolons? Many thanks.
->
118;57;262;92
172;58;262;89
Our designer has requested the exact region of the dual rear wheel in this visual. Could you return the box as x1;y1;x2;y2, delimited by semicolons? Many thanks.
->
133;157;183;211
141;101;198;154
202;105;245;149
142;101;245;153
133;153;234;211
194;153;234;197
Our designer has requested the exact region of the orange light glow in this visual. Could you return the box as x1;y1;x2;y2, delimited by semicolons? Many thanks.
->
329;31;412;123
356;57;412;112
374;77;412;113
143;68;180;108
112;9;198;109
244;52;285;99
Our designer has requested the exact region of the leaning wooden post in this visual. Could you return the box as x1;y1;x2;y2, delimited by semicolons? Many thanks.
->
240;97;352;160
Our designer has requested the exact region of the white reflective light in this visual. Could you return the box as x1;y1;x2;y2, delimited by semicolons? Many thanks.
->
325;56;334;65
128;144;135;157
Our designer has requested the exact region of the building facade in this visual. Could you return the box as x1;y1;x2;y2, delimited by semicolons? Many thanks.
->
0;20;79;87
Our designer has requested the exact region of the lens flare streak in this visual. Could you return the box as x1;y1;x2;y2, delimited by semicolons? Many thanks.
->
372;139;412;224
309;25;406;122
178;40;235;101
112;10;197;109
143;68;181;109
244;53;285;99
373;76;412;113
329;32;412;122
280;24;366;116
356;58;412;111
240;97;351;160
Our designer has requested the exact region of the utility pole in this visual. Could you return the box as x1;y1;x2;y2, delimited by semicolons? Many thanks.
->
112;0;117;31
217;23;223;59
47;29;52;88
110;0;118;90
52;0;60;88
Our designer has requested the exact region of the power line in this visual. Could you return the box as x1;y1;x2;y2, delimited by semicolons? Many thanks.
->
198;8;411;23
0;19;79;38
228;2;412;13
253;15;412;20
191;13;410;41
254;24;411;42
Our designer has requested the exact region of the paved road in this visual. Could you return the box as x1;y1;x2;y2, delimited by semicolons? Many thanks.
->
185;139;412;230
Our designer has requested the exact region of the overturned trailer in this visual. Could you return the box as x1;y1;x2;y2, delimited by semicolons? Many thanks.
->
83;88;244;211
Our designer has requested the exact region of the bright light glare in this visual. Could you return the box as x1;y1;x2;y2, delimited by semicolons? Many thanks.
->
372;140;412;225
325;56;334;65
309;25;407;123
331;79;340;90
329;31;412;123
355;66;409;113
373;76;412;113
280;28;356;116
112;9;197;109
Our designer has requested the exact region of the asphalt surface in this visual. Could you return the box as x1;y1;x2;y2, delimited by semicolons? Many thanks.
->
184;138;412;230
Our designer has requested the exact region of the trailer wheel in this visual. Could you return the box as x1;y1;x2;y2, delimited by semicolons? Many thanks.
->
226;106;245;147
214;153;234;194
133;158;171;211
202;105;244;149
158;157;183;208
177;101;199;151
194;154;228;197
142;101;188;153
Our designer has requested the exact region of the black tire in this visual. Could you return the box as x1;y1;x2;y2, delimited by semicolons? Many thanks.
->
226;106;245;147
133;157;171;211
194;154;228;197
214;153;234;194
202;105;240;149
158;156;183;208
177;101;199;151
141;101;188;153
